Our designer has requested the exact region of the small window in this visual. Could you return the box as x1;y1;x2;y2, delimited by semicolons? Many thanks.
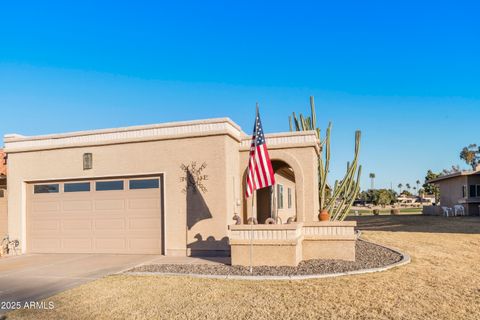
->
469;185;476;197
65;182;91;193
277;184;284;209
462;185;467;198
34;184;59;194
96;180;124;191
129;179;159;190
83;153;93;170
288;188;292;209
0;189;4;198
477;185;480;198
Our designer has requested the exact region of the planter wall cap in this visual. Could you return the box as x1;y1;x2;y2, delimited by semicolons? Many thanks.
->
229;222;303;231
303;221;357;227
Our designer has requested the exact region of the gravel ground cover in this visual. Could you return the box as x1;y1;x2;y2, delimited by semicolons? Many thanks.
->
127;240;402;276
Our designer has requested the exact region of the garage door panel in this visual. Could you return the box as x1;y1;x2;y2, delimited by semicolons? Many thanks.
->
32;201;61;213
95;218;126;230
31;219;60;233
31;238;62;252
94;199;125;211
62;219;93;232
129;238;162;251
128;217;161;230
63;238;93;251
62;200;93;212
128;198;160;210
95;238;126;251
27;176;162;254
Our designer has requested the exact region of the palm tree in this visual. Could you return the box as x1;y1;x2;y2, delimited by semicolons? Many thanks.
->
369;173;376;190
406;183;411;194
397;183;403;193
416;180;421;195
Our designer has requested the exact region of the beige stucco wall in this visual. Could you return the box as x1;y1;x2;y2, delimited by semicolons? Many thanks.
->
273;173;296;224
0;149;6;176
7;134;238;255
0;195;7;239
437;176;467;208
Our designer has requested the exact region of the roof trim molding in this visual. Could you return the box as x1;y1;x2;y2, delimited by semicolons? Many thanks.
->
4;118;246;153
240;131;320;153
428;170;480;183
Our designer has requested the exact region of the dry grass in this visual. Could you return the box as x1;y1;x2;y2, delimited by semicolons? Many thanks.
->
7;215;480;320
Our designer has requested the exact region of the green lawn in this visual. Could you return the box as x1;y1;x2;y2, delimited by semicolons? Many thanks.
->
349;207;422;215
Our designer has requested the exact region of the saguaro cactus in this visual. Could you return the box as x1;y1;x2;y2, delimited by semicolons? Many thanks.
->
289;96;362;221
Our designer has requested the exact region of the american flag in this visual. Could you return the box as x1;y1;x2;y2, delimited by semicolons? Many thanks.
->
245;107;275;197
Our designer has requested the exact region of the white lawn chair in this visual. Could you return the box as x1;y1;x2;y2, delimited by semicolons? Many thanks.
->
454;205;465;216
441;206;453;217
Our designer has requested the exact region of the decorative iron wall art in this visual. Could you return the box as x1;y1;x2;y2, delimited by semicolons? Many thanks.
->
180;161;208;193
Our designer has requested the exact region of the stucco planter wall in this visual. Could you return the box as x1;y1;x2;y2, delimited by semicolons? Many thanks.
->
302;221;356;261
229;221;357;266
229;223;304;266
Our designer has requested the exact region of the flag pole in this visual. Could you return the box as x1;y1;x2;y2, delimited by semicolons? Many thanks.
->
249;190;254;274
249;103;260;274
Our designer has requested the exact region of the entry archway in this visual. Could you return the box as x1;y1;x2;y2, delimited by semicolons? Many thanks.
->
256;160;297;224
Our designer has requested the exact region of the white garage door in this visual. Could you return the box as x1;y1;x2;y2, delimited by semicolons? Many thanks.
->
27;176;163;254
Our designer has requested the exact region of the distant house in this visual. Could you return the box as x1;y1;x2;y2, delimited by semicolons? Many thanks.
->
427;166;480;216
0;149;5;187
0;149;6;239
420;194;436;205
397;195;417;205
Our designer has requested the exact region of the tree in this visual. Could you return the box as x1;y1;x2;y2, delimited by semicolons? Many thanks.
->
416;180;421;194
418;188;425;197
377;189;396;207
359;189;396;206
397;183;403;193
442;165;461;175
406;183;411;191
369;173;376;190
460;144;480;170
423;170;440;203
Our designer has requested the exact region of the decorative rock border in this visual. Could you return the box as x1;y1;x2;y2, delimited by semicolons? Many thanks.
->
123;240;410;281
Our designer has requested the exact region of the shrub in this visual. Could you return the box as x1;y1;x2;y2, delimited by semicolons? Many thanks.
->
391;208;400;215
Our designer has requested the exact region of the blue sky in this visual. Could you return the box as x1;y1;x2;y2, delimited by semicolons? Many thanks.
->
0;1;479;191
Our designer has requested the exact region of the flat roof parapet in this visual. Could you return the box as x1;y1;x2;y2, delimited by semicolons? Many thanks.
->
4;118;245;153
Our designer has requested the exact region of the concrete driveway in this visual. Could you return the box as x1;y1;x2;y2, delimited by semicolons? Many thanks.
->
0;253;160;314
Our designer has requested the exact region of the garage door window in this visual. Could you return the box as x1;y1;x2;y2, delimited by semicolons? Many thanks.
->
34;184;60;194
65;182;91;192
129;179;159;189
96;180;124;191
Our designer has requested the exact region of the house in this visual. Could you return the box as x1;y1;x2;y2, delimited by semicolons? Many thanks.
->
426;166;480;216
0;148;5;188
419;194;436;205
3;118;323;256
396;194;417;205
0;149;7;239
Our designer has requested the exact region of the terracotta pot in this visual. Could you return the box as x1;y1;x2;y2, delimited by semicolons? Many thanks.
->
319;209;330;221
